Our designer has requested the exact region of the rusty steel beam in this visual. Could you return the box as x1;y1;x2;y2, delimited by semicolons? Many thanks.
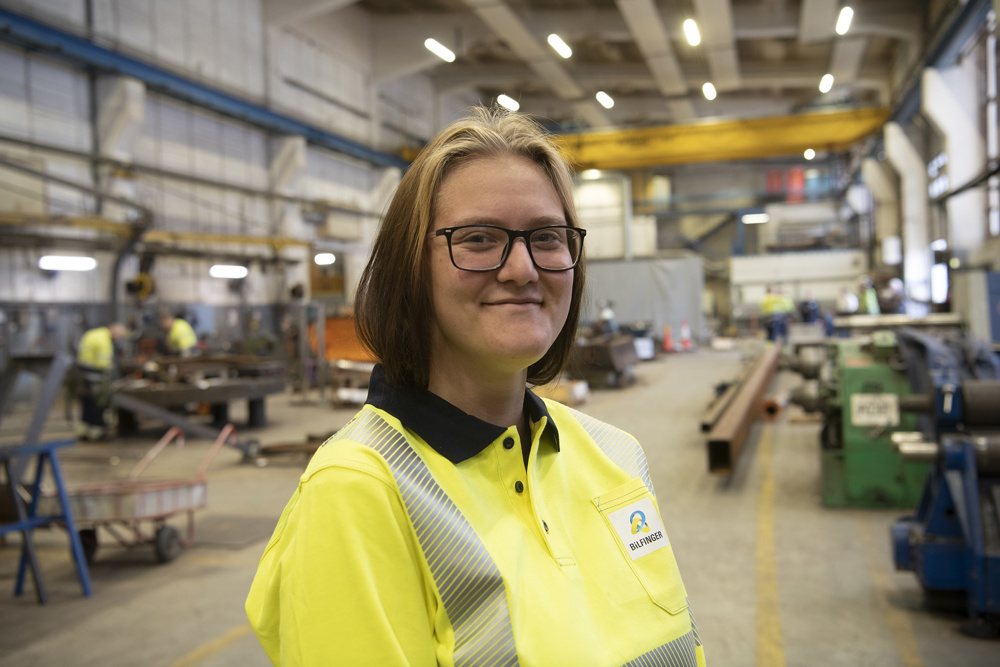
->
699;364;753;433
707;344;782;474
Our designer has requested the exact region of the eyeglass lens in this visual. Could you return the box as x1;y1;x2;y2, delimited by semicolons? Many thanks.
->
448;226;583;271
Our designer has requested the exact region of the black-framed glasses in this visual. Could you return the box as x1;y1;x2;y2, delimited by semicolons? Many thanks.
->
432;224;586;272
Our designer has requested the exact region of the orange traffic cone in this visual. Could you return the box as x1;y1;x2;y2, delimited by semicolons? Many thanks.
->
662;324;674;352
680;320;692;351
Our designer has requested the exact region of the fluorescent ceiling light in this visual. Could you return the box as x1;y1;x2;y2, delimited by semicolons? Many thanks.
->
741;213;770;224
819;74;834;93
702;82;717;100
547;33;572;59
836;7;854;35
804;148;816;160
683;19;701;46
209;264;248;279
595;91;614;109
38;255;96;271
424;38;455;63
314;253;336;266
497;94;519;111
582;169;602;179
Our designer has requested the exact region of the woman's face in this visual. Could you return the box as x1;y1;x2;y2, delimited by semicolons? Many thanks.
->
426;154;574;381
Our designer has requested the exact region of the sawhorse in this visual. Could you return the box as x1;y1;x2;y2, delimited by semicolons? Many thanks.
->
1;439;92;603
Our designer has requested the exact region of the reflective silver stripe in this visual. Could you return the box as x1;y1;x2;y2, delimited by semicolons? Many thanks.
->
568;408;654;494
621;631;699;667
688;599;701;647
337;410;518;667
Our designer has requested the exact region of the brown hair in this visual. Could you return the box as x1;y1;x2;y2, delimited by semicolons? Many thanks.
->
354;107;586;389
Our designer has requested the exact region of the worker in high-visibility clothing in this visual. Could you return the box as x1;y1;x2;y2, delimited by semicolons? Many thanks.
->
75;322;127;441
760;285;793;342
159;312;197;356
247;109;706;666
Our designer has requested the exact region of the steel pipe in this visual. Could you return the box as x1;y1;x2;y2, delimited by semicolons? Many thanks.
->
761;393;788;422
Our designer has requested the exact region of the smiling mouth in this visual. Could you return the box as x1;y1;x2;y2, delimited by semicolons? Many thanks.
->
487;299;542;307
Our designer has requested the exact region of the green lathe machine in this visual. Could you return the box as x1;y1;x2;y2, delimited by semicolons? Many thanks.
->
791;331;930;508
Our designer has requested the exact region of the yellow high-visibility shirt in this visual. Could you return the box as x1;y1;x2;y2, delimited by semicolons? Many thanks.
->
77;327;114;370
760;293;779;316
247;365;705;666
167;318;197;353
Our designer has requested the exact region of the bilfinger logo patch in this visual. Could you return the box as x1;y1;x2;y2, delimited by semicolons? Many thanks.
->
607;497;668;560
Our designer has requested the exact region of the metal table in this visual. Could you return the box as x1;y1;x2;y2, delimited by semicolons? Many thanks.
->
116;376;286;432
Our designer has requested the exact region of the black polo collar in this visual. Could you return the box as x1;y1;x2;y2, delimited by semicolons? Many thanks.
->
365;364;561;464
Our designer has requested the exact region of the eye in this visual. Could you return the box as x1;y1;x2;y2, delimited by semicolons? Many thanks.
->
453;227;505;246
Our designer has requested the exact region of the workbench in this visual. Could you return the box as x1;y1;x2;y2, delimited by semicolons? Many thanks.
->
115;355;287;433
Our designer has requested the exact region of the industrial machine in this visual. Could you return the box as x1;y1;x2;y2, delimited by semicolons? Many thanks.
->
891;378;1000;637
790;331;930;507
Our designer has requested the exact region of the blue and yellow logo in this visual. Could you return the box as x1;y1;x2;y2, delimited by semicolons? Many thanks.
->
630;510;650;535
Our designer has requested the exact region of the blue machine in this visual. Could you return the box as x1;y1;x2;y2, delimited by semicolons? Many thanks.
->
891;378;1000;637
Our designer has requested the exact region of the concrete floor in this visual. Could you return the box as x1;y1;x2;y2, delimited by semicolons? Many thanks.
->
1;350;998;666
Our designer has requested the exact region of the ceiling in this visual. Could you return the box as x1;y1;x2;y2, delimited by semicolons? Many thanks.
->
271;0;925;131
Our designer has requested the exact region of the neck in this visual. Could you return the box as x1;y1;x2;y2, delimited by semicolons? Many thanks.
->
427;358;528;436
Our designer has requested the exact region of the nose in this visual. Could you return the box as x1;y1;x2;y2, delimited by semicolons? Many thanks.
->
497;237;538;284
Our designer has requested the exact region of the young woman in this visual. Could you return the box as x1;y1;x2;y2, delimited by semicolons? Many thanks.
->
247;108;705;666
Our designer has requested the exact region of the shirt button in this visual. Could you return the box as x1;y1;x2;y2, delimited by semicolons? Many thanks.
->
514;481;524;493
503;437;515;450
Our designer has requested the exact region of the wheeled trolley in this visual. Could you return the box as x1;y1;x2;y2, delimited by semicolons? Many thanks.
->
38;425;233;563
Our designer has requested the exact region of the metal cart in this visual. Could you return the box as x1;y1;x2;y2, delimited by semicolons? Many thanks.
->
38;425;234;563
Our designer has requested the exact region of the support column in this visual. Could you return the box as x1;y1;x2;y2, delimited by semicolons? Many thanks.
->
344;166;400;305
884;122;932;305
96;76;145;221
269;135;308;298
861;157;901;266
922;64;987;257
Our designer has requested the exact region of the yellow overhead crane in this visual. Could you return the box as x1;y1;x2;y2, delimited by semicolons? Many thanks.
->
552;107;890;171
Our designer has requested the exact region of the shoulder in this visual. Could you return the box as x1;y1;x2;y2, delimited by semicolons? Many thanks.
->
542;398;636;443
540;398;654;490
301;406;410;489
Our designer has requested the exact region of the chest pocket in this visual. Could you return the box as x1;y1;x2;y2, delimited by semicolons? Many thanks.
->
593;478;688;615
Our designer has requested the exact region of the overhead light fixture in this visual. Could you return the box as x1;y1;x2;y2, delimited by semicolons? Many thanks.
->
38;255;97;271
209;264;248;279
596;91;614;109
547;34;572;59
424;38;455;63
702;82;717;100
582;169;602;179
804;148;816;160
819;73;834;93
836;7;854;35
497;94;519;111
683;19;701;46
314;252;336;266
742;213;770;224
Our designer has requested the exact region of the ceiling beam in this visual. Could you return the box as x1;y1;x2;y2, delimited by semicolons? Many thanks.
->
799;0;839;43
460;0;610;127
263;0;358;27
616;0;687;96
693;0;740;90
430;60;892;95
829;37;868;82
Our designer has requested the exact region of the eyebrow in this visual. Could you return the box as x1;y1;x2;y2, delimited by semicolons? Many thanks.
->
449;215;568;228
